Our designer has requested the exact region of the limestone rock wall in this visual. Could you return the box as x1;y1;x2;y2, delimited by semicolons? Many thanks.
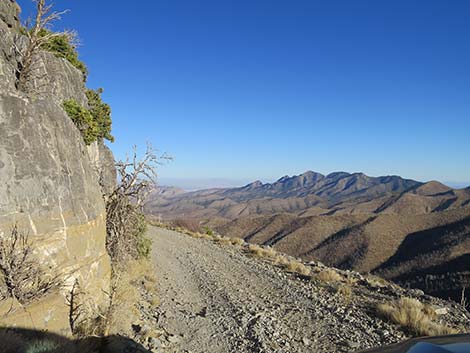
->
0;1;112;334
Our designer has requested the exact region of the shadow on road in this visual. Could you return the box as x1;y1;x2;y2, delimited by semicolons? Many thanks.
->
0;327;152;353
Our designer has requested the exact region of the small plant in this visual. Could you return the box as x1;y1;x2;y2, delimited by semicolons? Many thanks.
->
248;244;277;259
335;284;353;304
315;269;343;284
274;254;291;267
0;224;61;304
203;226;214;236
285;260;311;276
377;297;457;336
230;237;245;246
214;236;232;245
366;274;390;288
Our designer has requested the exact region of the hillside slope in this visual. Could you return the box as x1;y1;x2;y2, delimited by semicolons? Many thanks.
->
213;207;470;301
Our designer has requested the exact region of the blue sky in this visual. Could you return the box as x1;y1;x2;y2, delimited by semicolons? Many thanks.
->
19;0;470;188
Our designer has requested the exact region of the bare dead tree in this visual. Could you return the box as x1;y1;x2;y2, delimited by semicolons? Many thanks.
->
0;224;61;304
106;144;171;263
14;0;76;92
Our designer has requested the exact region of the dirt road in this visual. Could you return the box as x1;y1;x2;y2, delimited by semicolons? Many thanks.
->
148;226;409;353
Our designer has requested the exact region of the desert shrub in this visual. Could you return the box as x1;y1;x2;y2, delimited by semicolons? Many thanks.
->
106;145;168;264
230;237;245;246
315;269;343;283
336;284;353;304
366;274;390;288
134;213;151;259
285;260;311;276
106;197;152;263
0;224;61;304
274;254;291;267
203;226;214;236
219;236;234;245
248;244;277;259
39;29;88;78
63;89;113;145
377;297;457;336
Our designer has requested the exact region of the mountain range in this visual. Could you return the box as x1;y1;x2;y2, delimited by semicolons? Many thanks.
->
146;171;470;302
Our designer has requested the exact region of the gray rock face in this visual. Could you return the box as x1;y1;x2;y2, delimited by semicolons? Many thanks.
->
87;141;117;196
0;17;19;93
0;0;20;30
0;2;112;334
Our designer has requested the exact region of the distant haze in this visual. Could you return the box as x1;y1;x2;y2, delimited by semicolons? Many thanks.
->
158;178;254;191
445;181;470;189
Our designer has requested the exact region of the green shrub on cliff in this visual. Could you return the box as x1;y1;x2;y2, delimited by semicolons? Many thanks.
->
85;88;114;142
63;99;99;145
38;29;88;79
63;89;113;145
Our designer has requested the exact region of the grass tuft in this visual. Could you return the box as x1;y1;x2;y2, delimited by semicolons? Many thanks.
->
248;244;277;259
315;269;343;283
335;284;353;304
230;237;245;246
285;260;311;276
376;297;457;337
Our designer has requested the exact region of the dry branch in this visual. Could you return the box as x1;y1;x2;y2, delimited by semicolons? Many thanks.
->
106;144;171;263
15;0;75;92
0;224;61;304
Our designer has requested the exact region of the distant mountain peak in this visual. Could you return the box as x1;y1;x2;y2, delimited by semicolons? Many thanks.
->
326;171;351;179
277;175;290;182
300;170;323;177
243;180;263;189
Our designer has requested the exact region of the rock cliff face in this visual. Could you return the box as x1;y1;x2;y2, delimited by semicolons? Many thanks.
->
0;1;113;334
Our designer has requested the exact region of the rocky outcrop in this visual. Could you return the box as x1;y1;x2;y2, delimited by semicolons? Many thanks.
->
0;1;112;334
0;0;20;30
87;141;117;196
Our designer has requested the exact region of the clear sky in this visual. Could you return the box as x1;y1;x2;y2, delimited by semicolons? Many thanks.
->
19;0;470;188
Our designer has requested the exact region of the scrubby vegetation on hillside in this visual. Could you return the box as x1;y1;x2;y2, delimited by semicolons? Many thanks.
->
63;88;113;145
